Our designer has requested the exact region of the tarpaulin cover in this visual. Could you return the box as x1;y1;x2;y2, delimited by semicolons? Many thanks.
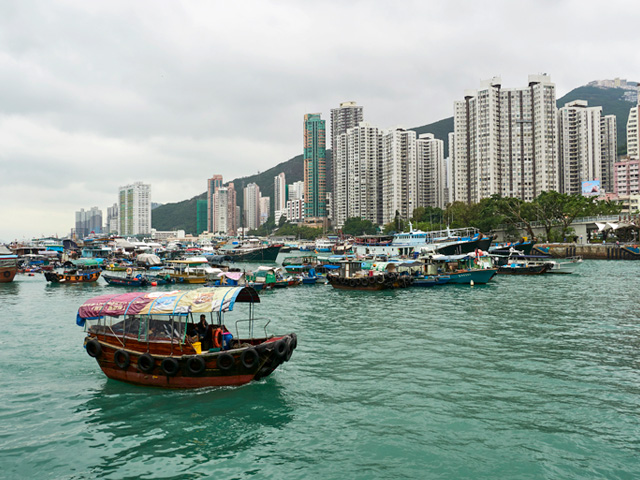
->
77;286;259;320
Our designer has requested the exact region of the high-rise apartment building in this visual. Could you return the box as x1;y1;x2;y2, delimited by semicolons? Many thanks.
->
381;127;417;224
601;115;618;193
106;203;118;234
303;113;327;224
416;133;446;209
196;199;208;235
274;173;287;212
334;122;382;228
446;132;455;205
558;100;605;195
118;181;151;236
331;102;364;219
626;88;640;160
288;181;304;201
259;197;270;226
452;75;558;204
614;157;640;196
75;207;103;238
207;175;223;233
243;183;261;231
285;181;304;224
211;182;237;235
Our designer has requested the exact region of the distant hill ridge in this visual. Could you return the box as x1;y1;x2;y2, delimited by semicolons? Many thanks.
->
152;82;636;233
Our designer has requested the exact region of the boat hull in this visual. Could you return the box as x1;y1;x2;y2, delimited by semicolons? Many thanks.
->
45;271;101;283
434;238;487;256
497;264;550;275
327;273;413;290
0;256;19;283
171;275;207;284
226;245;282;262
103;274;148;287
412;276;450;287
86;333;297;389
446;269;497;284
0;266;18;283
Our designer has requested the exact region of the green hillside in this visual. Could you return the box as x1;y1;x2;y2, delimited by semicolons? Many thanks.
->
152;153;306;234
410;116;454;157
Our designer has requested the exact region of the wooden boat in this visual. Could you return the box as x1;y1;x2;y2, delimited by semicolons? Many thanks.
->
420;253;497;284
77;286;297;388
246;266;295;290
44;268;101;283
327;261;413;290
282;255;318;268
103;272;149;287
166;259;208;284
0;247;18;283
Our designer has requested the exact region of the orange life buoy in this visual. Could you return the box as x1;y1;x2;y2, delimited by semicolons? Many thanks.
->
126;268;133;275
212;328;223;348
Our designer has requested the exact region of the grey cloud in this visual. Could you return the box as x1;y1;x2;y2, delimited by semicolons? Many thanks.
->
1;0;639;240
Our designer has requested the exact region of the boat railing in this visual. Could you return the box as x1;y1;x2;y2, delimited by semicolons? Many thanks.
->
234;317;271;340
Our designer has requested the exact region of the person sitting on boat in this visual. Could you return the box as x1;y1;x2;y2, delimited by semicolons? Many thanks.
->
195;314;208;341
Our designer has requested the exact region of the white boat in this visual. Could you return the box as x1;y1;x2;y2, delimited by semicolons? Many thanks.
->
315;237;337;252
545;256;583;274
352;224;491;258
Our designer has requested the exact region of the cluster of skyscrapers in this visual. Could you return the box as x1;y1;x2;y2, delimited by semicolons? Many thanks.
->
205;74;638;236
73;182;151;239
75;75;640;240
451;75;618;203
327;101;446;229
452;74;640;209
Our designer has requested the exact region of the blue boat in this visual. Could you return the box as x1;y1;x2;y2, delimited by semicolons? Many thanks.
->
103;273;148;287
420;254;497;285
412;275;450;287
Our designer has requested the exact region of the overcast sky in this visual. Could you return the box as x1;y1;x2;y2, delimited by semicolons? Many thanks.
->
1;0;639;242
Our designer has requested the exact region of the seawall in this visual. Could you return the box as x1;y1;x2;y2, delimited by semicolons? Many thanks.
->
533;243;640;260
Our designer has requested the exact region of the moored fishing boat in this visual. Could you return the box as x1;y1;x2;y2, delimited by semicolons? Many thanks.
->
544;256;583;274
45;267;101;283
352;225;492;258
315;236;337;253
490;239;537;256
103;272;149;287
221;238;282;262
166;258;209;284
77;286;297;388
327;261;413;290
419;253;498;284
497;260;550;275
0;246;18;283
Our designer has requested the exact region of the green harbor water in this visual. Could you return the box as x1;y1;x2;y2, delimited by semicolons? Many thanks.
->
1;259;639;479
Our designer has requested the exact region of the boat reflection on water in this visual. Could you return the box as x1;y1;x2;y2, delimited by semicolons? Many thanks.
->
76;379;294;477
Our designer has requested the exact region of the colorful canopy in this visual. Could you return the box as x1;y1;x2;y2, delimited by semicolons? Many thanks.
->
77;286;259;320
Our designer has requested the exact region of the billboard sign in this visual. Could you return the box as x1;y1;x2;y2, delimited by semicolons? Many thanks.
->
582;180;601;197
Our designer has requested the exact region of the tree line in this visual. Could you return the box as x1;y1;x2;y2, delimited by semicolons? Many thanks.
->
248;192;622;241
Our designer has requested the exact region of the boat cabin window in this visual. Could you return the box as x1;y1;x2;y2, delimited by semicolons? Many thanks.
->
93;315;187;341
